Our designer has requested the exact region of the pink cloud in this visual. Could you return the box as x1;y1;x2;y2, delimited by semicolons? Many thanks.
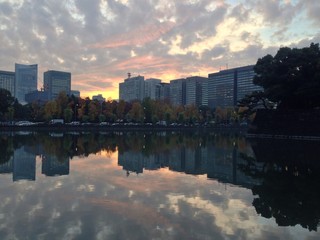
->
90;21;176;48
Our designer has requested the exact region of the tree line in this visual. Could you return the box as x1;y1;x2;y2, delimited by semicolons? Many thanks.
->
0;89;246;125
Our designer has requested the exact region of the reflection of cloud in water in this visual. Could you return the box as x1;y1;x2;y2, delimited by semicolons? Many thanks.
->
85;197;187;238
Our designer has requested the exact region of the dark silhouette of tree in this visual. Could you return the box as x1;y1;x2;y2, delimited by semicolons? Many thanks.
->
0;88;15;120
238;139;320;231
239;43;320;111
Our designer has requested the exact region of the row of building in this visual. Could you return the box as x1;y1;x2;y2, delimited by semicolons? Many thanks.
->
119;65;261;109
0;63;79;104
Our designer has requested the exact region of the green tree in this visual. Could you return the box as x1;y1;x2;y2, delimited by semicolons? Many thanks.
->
128;102;144;123
252;43;320;110
44;101;58;120
56;91;69;118
116;100;126;120
0;88;14;120
63;107;73;123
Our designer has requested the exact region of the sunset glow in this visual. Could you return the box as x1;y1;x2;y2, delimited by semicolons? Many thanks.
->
0;0;319;99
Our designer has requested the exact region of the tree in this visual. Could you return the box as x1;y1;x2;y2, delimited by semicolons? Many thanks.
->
128;102;144;123
63;107;73;123
56;91;69;118
238;91;276;118
0;88;14;120
252;43;320;110
44;101;58;120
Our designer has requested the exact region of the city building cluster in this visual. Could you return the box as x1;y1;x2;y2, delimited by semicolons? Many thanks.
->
119;65;262;109
0;63;79;105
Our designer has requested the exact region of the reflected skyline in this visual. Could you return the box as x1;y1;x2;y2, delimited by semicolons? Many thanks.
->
0;132;257;187
0;131;319;237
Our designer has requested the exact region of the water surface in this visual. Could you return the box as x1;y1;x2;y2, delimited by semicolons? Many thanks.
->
0;131;319;240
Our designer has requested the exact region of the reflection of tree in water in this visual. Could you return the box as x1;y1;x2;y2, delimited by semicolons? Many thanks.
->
0;135;14;165
238;139;320;231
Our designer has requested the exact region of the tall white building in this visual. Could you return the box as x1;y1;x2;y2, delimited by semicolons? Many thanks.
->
119;75;145;102
144;78;161;100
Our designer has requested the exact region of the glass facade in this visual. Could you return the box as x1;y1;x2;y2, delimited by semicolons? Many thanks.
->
0;70;15;96
44;70;71;100
15;63;38;104
236;66;261;102
208;65;261;108
208;69;235;108
170;78;186;106
185;76;207;107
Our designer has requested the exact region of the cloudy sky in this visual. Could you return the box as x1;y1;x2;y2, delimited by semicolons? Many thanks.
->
0;0;319;99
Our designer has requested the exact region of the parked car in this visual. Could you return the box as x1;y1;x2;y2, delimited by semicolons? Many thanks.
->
15;121;35;126
49;119;64;125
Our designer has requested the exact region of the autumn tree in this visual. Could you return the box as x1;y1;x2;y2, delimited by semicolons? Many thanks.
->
128;101;144;123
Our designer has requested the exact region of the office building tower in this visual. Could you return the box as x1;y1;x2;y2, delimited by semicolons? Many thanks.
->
202;79;208;106
0;70;15;96
207;65;261;108
15;63;38;104
170;78;186;106
144;78;161;100
119;75;145;102
159;83;170;101
44;70;71;100
185;76;208;107
92;94;105;102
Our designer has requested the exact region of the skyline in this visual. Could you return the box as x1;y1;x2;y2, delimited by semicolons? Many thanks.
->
0;0;319;100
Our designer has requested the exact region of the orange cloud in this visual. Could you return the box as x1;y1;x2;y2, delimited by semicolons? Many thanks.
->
112;55;180;72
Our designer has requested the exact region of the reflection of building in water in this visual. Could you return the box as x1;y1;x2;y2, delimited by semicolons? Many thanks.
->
118;151;144;174
169;148;185;173
117;141;260;187
0;158;13;174
185;147;207;175
13;147;36;181
42;155;70;176
207;143;261;188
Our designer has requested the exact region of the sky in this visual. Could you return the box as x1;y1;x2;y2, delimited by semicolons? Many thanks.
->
0;0;319;100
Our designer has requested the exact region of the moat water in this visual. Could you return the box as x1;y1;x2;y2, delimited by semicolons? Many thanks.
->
0;131;319;240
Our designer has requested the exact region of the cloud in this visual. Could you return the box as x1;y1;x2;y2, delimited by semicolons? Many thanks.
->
90;21;176;48
0;0;319;99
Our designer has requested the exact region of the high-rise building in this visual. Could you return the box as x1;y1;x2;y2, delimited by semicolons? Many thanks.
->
119;75;145;102
144;78;161;100
159;83;170;101
207;65;261;108
170;78;186;106
44;70;71;100
185;76;208;107
15;63;38;104
0;70;15;96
